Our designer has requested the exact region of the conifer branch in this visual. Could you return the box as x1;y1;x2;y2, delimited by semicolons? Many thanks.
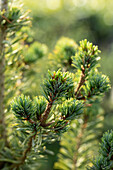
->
88;130;113;169
11;132;37;169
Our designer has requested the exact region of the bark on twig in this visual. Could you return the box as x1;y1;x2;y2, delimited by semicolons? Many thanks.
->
40;102;53;126
75;70;85;97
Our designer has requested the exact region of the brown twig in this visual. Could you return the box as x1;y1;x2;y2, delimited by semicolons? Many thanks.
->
11;132;36;169
76;89;93;102
40;101;53;126
75;71;85;97
40;121;55;127
24;115;55;128
2;15;12;24
20;133;36;164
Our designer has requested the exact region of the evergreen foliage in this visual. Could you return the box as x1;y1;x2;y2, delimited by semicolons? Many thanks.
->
8;39;110;169
54;109;104;170
34;96;47;119
12;95;35;119
59;98;83;120
0;1;47;169
51;38;111;169
49;37;78;71
88;130;113;170
42;69;74;102
85;74;110;97
0;0;32;148
72;39;101;74
0;1;111;169
24;42;48;64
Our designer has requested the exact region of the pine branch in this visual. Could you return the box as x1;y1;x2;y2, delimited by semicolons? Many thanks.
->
88;130;113;169
11;132;37;169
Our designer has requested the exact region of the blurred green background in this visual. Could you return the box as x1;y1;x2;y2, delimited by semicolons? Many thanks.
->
22;0;113;169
